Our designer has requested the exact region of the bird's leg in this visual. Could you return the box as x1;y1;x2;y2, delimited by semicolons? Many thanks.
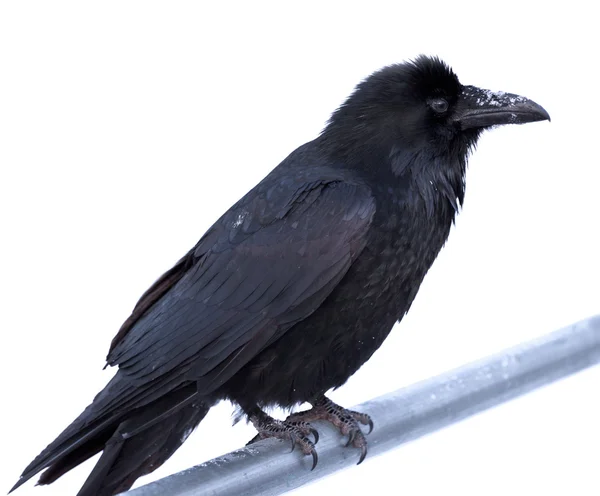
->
286;395;373;464
245;406;319;470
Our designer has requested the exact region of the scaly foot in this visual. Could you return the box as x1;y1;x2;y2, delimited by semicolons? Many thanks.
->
286;396;373;464
247;408;319;470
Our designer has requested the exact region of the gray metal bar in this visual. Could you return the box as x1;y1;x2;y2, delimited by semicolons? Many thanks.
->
125;314;600;496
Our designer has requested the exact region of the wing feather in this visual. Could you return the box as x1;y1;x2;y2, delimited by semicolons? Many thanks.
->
106;172;375;400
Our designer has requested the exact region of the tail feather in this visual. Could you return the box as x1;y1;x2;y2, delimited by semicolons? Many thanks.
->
35;425;113;486
78;399;208;496
11;377;210;496
10;412;119;493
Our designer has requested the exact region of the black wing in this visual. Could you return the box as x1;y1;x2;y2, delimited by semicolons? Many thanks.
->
10;168;376;494
103;168;375;413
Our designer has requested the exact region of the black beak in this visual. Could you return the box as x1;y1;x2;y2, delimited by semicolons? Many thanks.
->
454;85;550;130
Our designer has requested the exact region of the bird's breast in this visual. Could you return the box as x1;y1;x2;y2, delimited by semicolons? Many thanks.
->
363;181;456;296
222;180;458;408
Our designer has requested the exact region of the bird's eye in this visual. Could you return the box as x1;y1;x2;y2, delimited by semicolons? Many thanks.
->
429;98;449;113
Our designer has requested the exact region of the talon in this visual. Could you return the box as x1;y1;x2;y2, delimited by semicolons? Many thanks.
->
310;427;319;444
274;396;373;465
246;434;261;446
357;444;367;465
249;409;317;469
310;448;318;471
345;430;356;447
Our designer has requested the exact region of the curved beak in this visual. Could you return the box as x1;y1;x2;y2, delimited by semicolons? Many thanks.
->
454;85;550;130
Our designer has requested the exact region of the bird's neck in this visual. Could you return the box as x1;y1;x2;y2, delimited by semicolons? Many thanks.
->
317;135;468;219
316;129;470;222
389;144;468;219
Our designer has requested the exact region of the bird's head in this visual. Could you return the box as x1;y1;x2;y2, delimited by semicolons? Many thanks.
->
320;55;549;174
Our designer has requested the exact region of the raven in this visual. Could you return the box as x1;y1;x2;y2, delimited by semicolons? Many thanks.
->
12;56;549;495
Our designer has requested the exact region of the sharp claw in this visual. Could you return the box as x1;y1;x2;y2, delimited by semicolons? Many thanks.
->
310;428;319;444
357;444;368;465
269;399;371;468
345;429;356;447
310;449;318;471
246;434;260;446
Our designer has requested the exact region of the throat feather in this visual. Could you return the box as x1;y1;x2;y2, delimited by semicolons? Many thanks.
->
389;146;466;218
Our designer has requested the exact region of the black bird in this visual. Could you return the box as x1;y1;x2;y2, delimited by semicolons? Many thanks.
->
12;56;549;496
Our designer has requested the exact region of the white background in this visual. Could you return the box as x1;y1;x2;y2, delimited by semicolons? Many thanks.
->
1;2;599;495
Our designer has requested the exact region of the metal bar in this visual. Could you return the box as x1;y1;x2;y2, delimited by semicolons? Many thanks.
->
125;314;600;496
